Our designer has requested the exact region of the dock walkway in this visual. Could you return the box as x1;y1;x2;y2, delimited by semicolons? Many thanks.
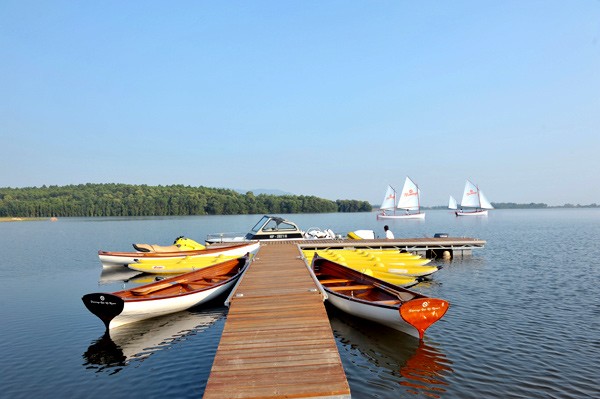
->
203;236;486;398
203;242;350;399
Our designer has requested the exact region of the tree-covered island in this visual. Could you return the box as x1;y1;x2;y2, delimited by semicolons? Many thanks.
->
0;184;372;218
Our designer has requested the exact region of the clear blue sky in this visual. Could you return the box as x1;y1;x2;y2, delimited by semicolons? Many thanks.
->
1;1;599;206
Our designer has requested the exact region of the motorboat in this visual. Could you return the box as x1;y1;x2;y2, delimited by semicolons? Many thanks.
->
205;215;339;244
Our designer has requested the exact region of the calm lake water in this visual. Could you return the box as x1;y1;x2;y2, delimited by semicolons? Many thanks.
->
1;210;599;398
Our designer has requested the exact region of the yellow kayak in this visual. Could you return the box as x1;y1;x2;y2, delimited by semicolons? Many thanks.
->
130;252;237;266
128;254;243;274
346;231;362;240
303;250;439;278
340;249;427;262
361;269;420;288
305;251;420;287
316;249;433;266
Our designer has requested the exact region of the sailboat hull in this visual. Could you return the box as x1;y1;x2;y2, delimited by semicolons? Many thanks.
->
377;213;426;220
455;210;488;216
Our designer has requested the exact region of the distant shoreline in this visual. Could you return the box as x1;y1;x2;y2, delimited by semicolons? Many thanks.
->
423;203;599;210
2;207;599;222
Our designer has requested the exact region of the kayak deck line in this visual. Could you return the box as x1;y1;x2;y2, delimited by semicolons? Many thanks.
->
203;242;350;399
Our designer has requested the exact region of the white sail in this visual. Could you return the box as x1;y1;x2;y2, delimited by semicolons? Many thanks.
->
397;177;420;211
379;185;396;210
460;180;481;208
460;180;493;210
448;195;457;210
479;190;494;210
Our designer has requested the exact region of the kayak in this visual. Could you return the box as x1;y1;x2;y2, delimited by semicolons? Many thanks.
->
98;241;260;268
128;254;245;274
303;249;440;279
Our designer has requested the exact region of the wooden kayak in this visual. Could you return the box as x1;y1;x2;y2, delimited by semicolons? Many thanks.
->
83;255;250;330
311;255;449;339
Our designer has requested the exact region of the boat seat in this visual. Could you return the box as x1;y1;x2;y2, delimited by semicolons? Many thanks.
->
131;283;174;296
320;278;351;284
133;243;180;253
329;285;373;291
372;299;402;305
183;282;212;289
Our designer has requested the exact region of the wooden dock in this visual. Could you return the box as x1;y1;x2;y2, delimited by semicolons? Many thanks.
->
299;236;487;258
203;242;351;399
203;237;485;398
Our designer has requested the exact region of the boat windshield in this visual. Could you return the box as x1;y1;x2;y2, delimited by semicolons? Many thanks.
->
250;216;271;233
262;218;297;232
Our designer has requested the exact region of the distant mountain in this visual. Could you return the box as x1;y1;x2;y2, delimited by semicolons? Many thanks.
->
235;188;295;196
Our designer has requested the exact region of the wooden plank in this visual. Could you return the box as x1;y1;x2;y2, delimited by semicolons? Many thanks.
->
203;243;350;399
328;284;373;291
320;278;351;284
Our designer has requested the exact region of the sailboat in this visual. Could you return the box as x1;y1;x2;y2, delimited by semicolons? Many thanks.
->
448;195;458;211
453;180;493;216
377;177;426;220
377;185;397;219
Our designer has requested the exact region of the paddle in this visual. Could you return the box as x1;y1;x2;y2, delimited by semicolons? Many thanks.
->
399;298;449;339
372;281;413;301
130;272;231;296
131;277;191;296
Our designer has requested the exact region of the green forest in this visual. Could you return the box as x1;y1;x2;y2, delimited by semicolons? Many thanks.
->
0;184;372;217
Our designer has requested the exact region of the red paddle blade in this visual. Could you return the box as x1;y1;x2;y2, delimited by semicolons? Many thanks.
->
400;298;449;339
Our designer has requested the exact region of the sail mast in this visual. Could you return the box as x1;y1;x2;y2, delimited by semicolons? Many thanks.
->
414;177;421;213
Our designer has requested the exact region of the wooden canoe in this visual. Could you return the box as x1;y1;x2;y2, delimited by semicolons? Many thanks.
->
311;255;449;339
83;255;250;330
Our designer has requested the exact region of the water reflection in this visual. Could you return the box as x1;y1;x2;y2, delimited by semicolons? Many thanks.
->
98;267;143;285
98;267;182;289
83;307;226;373
330;308;453;398
399;343;453;397
126;273;183;285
